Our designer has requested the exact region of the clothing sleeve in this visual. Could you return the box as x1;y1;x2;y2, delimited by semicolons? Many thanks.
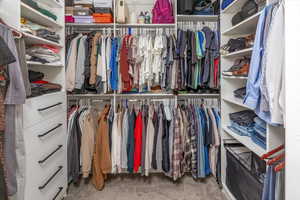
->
243;8;268;109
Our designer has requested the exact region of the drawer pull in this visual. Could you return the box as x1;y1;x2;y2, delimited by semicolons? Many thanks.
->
52;187;63;200
38;145;63;164
38;123;62;138
38;166;63;190
38;102;62;112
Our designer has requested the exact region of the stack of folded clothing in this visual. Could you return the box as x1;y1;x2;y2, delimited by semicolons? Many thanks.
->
26;44;62;65
252;117;267;149
93;0;113;23
21;18;60;43
222;57;250;77
65;7;75;23
228;110;266;149
228;110;257;136
21;0;57;21
29;70;62;97
73;5;94;23
234;87;246;99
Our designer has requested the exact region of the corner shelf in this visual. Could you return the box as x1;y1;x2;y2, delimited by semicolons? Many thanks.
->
21;2;63;29
22;32;62;47
26;61;64;68
223;126;266;156
222;11;261;35
222;75;248;80
222;48;253;58
222;96;250;109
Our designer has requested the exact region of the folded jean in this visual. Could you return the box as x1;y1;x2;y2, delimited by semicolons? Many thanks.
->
254;127;266;139
251;131;266;149
228;124;254;137
254;117;267;128
230;110;257;126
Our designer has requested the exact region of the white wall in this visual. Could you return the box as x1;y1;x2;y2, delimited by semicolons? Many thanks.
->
0;0;20;29
285;0;300;199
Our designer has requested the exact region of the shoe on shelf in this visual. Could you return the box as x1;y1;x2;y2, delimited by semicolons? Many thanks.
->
222;57;250;76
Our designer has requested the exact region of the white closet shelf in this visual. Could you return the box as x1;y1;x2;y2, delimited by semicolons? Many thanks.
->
177;15;219;22
40;0;63;8
116;24;176;28
26;61;64;68
21;2;63;29
223;126;266;156
222;11;261;35
221;0;249;14
177;93;220;98
222;96;250;109
65;23;114;27
22;32;62;47
222;75;248;80
222;47;253;58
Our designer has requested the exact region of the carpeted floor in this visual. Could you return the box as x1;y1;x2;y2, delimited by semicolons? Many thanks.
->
65;175;227;200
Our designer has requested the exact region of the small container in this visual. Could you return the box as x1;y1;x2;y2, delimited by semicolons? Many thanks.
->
144;11;151;24
137;12;145;24
130;12;137;24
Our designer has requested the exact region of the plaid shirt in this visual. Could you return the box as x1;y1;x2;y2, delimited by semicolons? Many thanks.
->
190;105;198;178
172;108;184;180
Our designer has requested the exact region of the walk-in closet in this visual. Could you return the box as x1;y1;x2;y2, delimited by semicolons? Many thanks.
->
0;0;294;199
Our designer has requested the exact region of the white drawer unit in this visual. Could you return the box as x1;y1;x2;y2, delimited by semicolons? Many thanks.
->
23;114;66;155
22;92;68;200
23;92;66;128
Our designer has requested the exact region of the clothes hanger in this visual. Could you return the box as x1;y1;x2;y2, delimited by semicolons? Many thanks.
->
261;145;285;160
267;153;284;165
0;18;22;38
274;161;285;172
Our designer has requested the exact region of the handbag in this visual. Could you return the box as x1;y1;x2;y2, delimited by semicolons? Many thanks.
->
152;0;175;24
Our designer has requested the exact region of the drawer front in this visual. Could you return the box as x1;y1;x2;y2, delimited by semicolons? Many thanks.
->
24;92;66;128
24;151;67;200
23;114;66;156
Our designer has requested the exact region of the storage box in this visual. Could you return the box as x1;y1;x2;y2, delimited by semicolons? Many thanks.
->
74;6;92;16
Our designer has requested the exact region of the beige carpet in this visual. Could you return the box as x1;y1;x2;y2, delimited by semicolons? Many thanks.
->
66;175;227;200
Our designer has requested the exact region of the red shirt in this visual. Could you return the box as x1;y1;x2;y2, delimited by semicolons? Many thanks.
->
133;112;143;172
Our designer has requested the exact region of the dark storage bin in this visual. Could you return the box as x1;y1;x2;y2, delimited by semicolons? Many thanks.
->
226;145;266;200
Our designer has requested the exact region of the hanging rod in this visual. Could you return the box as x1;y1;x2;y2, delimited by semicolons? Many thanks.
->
177;15;219;22
67;93;220;100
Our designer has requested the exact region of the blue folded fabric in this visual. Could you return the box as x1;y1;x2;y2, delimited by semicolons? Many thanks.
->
254;117;267;128
221;0;234;10
254;125;267;138
251;131;266;149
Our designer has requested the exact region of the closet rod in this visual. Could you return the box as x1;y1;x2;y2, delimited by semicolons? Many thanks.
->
67;93;220;99
177;15;219;22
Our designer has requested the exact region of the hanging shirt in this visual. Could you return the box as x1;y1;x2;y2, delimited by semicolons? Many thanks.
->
133;111;143;172
243;5;276;125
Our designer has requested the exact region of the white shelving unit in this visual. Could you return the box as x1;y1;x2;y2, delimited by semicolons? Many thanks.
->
21;2;63;29
220;0;284;199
